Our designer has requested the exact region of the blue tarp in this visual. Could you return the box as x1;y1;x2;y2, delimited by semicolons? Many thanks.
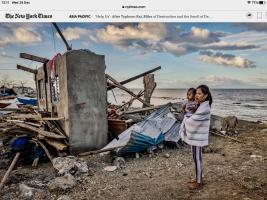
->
17;97;37;106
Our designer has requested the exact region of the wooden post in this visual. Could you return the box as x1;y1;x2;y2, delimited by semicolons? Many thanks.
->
0;152;20;192
143;74;156;108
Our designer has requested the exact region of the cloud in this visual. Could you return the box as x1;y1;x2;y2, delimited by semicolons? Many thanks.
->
0;26;42;47
97;23;167;45
199;50;256;68
58;27;96;42
200;41;257;50
95;23;258;57
220;31;267;51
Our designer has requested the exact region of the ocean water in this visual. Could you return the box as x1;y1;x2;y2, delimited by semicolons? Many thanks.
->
108;89;267;122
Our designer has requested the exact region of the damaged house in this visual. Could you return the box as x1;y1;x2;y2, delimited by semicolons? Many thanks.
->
18;50;108;153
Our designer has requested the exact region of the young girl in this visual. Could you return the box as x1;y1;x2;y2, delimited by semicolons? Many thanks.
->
179;85;212;190
182;88;199;118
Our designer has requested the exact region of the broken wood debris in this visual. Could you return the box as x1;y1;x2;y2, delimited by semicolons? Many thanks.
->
106;74;151;107
107;66;161;91
0;109;69;170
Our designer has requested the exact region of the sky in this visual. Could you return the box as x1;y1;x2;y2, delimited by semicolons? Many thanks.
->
0;22;267;89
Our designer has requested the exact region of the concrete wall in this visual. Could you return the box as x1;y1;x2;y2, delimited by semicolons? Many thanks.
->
63;49;108;153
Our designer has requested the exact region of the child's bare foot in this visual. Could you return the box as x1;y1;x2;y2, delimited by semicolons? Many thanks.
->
187;179;196;184
188;182;203;190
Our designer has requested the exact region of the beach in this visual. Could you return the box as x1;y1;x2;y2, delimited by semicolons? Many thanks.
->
1;119;266;200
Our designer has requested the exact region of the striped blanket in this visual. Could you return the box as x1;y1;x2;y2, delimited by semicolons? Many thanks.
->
179;101;211;147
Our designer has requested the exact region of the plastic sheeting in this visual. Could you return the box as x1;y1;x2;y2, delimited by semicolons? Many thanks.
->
102;103;181;155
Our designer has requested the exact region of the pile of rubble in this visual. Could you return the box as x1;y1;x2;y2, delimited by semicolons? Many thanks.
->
0;106;69;191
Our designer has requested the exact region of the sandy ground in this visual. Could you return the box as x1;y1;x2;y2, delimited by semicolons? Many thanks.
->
1;120;266;200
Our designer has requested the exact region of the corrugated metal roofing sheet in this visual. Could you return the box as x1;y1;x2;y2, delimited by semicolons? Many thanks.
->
102;104;181;155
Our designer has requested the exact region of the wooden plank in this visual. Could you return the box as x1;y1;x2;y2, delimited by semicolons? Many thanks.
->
210;131;243;143
20;53;48;63
42;117;64;121
45;138;67;151
17;64;37;74
106;74;151;107
11;114;42;120
78;145;125;157
0;125;17;135
107;66;161;90
16;123;66;139
124;105;164;114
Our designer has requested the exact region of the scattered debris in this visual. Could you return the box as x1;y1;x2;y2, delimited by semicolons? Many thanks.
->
48;174;76;191
52;156;88;176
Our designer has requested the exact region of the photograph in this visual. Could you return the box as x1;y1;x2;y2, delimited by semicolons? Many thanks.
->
0;21;266;199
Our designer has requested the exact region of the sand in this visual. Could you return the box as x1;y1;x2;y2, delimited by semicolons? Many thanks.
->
1;120;266;200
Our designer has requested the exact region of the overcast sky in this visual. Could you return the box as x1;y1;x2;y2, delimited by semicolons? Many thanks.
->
0;22;267;89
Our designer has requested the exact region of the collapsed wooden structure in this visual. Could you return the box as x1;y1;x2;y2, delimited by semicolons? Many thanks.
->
17;50;162;153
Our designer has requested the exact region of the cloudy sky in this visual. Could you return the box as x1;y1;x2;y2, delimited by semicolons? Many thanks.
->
0;22;267;88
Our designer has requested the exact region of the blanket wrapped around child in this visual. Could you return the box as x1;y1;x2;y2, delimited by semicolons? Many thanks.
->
179;101;211;146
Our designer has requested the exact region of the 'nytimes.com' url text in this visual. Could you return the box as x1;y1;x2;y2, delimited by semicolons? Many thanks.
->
122;5;146;9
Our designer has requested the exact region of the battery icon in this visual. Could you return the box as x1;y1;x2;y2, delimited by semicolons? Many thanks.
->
259;1;265;4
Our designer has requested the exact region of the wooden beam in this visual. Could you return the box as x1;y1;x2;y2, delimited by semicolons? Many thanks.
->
52;23;72;51
107;66;161;90
16;123;66;139
20;53;48;63
0;152;20;192
106;74;151;107
17;64;37;74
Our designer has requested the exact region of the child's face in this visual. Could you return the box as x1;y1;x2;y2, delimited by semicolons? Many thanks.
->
187;91;195;101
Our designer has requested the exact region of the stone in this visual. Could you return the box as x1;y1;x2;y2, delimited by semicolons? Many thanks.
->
19;184;34;199
135;153;140;159
164;153;170;158
112;157;126;169
57;195;71;200
48;174;76;191
52;156;88;176
104;166;117;172
260;129;267;133
19;184;45;200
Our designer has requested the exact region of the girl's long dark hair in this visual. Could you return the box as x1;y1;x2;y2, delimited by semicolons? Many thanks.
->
197;85;213;106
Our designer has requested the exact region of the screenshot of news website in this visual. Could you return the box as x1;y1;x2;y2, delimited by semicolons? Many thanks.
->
0;0;266;199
